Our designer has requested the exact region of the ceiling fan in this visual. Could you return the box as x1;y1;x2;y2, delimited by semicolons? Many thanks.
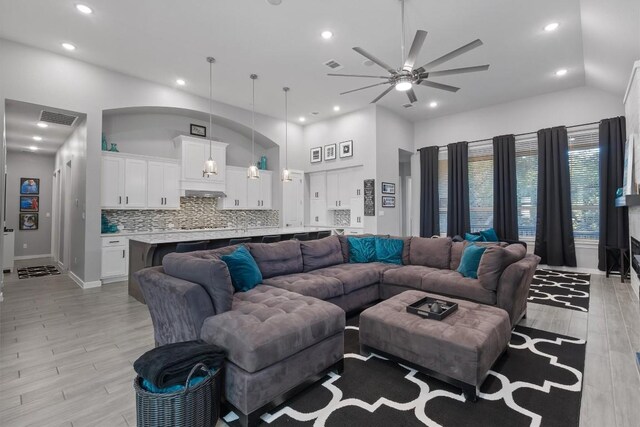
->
328;0;490;104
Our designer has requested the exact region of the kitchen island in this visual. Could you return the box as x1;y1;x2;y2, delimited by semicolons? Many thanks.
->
127;227;334;303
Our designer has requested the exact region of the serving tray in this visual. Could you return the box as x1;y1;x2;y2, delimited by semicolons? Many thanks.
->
406;296;458;321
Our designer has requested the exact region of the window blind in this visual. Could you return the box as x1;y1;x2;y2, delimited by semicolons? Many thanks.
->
438;150;448;235
568;127;599;240
468;142;494;232
515;134;538;238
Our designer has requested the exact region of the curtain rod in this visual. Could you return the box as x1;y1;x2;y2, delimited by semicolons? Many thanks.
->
416;120;601;152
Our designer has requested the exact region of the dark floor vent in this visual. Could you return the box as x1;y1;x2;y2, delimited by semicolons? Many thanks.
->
39;110;78;126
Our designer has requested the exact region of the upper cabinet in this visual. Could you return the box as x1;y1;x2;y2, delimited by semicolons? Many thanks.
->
101;152;179;210
174;135;228;193
309;172;326;200
247;170;273;209
220;167;272;210
326;169;357;209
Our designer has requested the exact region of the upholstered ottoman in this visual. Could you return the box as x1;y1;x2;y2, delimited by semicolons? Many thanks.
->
359;290;511;401
200;285;345;427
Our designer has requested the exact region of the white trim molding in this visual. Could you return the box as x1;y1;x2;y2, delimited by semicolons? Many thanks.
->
13;254;53;261
68;270;102;289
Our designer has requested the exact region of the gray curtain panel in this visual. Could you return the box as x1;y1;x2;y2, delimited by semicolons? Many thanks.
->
598;117;628;271
419;146;440;237
447;141;470;237
534;126;577;266
493;134;518;240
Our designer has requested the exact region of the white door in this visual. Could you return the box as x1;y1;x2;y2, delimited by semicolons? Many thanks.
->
350;198;364;227
147;161;165;208
283;171;304;227
310;199;328;225
101;156;125;208
101;246;127;278
183;141;206;181
260;171;273;209
326;171;339;209
124;158;147;208
309;172;326;200
163;164;181;208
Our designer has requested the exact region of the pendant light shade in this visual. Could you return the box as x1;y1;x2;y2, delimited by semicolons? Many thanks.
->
248;74;260;180
281;87;293;182
203;57;218;177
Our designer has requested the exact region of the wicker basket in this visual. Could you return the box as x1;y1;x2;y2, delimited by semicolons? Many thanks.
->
134;363;222;427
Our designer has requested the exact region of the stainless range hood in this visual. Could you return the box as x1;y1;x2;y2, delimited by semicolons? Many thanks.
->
183;190;226;198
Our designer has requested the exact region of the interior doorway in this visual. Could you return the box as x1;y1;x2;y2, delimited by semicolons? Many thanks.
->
62;160;72;271
52;169;61;263
282;170;304;228
399;149;413;236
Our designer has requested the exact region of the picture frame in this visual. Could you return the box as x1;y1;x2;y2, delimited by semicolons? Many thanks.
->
19;213;38;230
310;147;322;163
381;182;396;194
382;196;396;208
20;196;39;212
324;143;337;161
190;123;207;137
20;178;39;195
339;140;353;158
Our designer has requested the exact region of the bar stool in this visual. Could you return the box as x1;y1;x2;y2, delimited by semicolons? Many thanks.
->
175;241;208;253
316;230;331;239
261;235;281;243
292;233;310;241
229;237;252;246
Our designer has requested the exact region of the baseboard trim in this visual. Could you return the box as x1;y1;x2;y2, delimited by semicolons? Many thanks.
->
101;275;128;284
68;270;102;289
538;264;603;275
13;254;53;261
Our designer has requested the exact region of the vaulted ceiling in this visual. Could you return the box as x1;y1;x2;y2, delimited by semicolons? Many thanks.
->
0;0;638;124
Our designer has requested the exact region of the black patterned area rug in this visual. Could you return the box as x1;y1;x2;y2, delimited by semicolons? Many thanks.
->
17;265;61;279
528;269;591;312
225;316;586;427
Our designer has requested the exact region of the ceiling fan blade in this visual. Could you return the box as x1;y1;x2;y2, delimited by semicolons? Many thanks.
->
425;64;490;77
416;39;484;73
407;88;418;104
403;30;428;70
370;86;394;103
418;80;460;92
340;81;391;95
353;47;397;74
328;73;392;79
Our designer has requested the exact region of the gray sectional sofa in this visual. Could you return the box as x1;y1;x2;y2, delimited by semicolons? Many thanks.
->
135;234;540;426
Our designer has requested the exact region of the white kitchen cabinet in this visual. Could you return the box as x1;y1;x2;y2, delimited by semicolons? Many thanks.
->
326;169;353;209
101;236;128;280
222;166;249;209
101;156;125;208
309;172;326;200
174;135;228;193
350;198;364;227
310;199;328;225
350;167;364;198
247;171;273;209
123;158;147;208
147;161;180;209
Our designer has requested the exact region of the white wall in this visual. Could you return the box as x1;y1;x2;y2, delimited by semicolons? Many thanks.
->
5;151;55;258
411;85;625;269
0;38;303;284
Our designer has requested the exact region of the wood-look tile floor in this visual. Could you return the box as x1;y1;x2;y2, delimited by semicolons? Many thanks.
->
1;258;639;427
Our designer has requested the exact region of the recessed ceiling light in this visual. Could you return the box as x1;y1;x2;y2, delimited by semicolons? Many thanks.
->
33;136;42;141
321;30;333;40
62;43;76;51
299;117;306;122
266;0;282;5
429;101;438;108
544;22;559;32
75;4;93;14
555;68;568;76
28;146;39;151
333;106;340;112
363;60;374;67
176;79;186;86
37;122;48;128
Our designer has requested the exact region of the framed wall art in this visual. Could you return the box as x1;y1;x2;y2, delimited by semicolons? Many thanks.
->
382;196;396;208
20;178;39;195
339;140;353;158
20;196;39;212
381;182;396;194
19;213;38;230
190;123;207;137
324;143;337;161
310;147;322;163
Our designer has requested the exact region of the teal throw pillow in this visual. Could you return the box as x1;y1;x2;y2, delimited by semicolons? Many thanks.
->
220;246;263;292
464;233;485;242
348;237;376;263
457;244;487;279
375;237;403;265
479;228;499;242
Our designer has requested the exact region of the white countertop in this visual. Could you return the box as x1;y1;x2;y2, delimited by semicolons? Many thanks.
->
125;226;334;244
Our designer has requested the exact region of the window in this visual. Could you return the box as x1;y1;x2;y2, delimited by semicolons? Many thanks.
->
515;135;538;239
438;150;448;235
568;129;599;239
468;143;494;232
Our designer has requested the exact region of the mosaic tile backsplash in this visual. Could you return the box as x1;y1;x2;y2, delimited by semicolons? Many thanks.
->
103;197;279;232
333;210;351;226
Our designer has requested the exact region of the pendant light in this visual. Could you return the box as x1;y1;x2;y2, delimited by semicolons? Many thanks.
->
203;56;218;177
281;87;292;182
247;74;260;180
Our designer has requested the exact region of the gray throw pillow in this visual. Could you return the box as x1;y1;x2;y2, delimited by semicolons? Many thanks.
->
409;236;452;269
248;240;303;279
477;243;527;291
300;235;344;272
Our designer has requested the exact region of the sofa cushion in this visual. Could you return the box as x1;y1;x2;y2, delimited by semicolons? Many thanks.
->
457;244;487;279
464;233;484;242
387;236;412;265
300;235;343;272
450;241;466;270
348;236;377;263
248;240;303;279
375;237;404;265
312;262;396;294
162;253;234;315
381;265;440;288
480;228;499;242
262;273;344;300
477;244;527;291
200;285;344;373
422;270;497;305
409;237;452;269
220;246;263;292
337;234;376;263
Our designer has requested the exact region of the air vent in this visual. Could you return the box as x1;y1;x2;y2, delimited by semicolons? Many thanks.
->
402;103;414;108
311;112;320;116
323;59;343;71
39;110;78;126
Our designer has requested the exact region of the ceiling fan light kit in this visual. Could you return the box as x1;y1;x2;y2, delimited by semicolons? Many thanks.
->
329;0;490;105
